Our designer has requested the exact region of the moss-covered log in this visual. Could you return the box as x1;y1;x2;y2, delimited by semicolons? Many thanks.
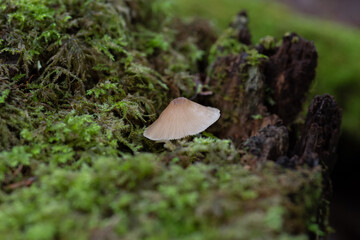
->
0;1;341;239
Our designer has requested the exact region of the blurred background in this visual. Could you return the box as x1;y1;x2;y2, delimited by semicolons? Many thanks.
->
173;0;360;239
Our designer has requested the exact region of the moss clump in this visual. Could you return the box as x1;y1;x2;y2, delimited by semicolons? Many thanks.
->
0;0;205;152
0;139;323;239
0;0;327;239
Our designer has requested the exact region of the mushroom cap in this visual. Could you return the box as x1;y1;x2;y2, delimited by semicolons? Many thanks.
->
144;97;220;141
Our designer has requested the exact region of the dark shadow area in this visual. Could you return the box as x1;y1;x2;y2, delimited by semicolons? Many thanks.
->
330;132;360;240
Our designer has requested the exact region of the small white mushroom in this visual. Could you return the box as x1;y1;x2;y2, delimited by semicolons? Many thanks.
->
144;97;220;141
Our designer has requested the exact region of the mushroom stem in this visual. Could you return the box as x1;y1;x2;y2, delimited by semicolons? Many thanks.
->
164;140;176;151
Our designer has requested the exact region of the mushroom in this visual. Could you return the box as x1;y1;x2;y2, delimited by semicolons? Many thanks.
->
144;97;220;141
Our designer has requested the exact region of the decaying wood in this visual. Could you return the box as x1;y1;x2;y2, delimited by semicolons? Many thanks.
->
294;94;342;170
206;53;277;144
205;12;338;168
261;33;318;124
204;13;342;238
204;12;322;149
296;94;341;240
243;121;289;164
240;94;342;169
229;10;252;45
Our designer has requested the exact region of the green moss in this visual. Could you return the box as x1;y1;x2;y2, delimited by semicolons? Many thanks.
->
208;28;245;64
0;151;322;239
